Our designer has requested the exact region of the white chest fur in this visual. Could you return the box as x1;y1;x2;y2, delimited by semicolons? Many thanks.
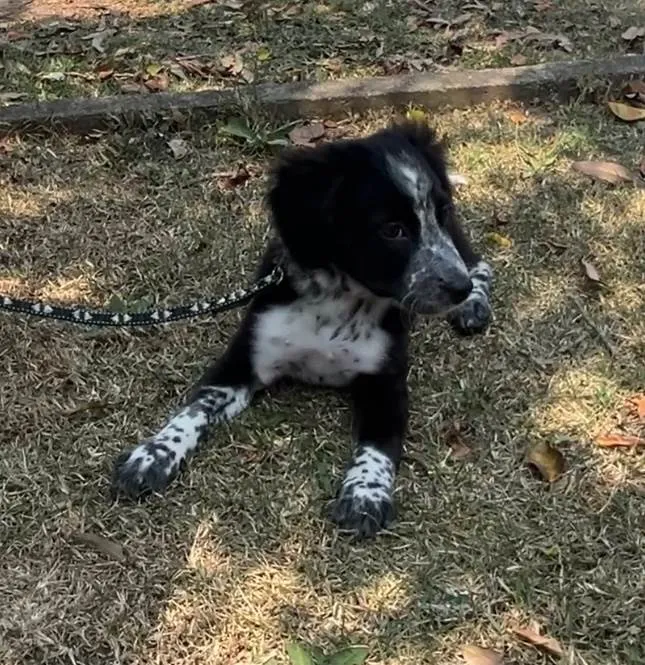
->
252;287;391;387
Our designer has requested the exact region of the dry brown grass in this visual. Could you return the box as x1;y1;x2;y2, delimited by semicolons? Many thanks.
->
0;99;644;665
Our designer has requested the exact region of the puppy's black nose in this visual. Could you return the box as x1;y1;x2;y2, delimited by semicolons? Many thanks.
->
446;280;473;304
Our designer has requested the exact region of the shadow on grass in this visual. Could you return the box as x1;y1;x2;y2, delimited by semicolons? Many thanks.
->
0;99;643;665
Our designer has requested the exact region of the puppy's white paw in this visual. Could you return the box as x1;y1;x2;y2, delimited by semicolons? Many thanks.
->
330;445;396;538
112;438;180;499
449;260;493;335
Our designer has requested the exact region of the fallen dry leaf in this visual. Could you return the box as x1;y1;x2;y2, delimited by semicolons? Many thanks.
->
220;166;251;189
462;645;503;665
181;57;213;78
581;258;602;284
289;122;326;146
627;394;645;420
608;101;645;122
526;441;565;482
507;108;528;124
512;625;563;657
72;531;126;562
510;53;528;65
96;68;114;81
143;72;169;92
444;423;473;460
595;433;644;448
571;160;634;185
168;138;189;160
485;231;513;248
621;26;645;41
533;0;553;10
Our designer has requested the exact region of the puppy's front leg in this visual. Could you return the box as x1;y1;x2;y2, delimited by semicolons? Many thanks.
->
443;214;493;335
111;324;257;499
331;372;408;538
448;259;493;335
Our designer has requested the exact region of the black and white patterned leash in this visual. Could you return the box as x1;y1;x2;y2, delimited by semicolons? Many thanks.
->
0;265;284;327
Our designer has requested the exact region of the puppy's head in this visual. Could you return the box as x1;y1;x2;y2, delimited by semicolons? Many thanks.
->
268;121;472;314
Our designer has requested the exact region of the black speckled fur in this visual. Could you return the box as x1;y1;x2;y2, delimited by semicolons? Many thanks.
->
111;121;492;538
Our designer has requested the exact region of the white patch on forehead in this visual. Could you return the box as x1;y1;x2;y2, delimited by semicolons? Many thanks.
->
386;155;431;206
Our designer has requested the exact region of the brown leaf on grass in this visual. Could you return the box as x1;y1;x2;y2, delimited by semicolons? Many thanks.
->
96;68;114;81
581;258;602;284
512;625;563;657
72;531;126;562
572;160;634;185
176;56;212;79
289;122;326;146
462;645;503;665
526;441;565;482
627;394;645;421
444;423;473;460
621;26;645;41
507;108;528;124
608;101;645;122
510;53;528;65
143;72;169;92
595;433;644;448
220;166;251;190
533;0;553;10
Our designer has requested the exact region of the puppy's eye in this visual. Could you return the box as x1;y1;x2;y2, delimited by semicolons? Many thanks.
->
381;223;408;240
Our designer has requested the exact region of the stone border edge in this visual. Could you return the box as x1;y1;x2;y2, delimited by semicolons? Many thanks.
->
1;55;644;134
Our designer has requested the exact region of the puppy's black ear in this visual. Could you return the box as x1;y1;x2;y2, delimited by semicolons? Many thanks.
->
268;146;344;270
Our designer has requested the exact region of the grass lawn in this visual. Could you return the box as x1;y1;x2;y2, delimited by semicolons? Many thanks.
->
1;0;644;101
0;97;643;665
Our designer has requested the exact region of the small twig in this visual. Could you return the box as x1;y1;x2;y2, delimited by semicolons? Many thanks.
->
571;295;615;357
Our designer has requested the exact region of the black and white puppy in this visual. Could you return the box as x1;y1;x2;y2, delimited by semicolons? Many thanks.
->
112;121;493;538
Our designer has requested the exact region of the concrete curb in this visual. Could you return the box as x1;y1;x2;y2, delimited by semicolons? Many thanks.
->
1;55;644;133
